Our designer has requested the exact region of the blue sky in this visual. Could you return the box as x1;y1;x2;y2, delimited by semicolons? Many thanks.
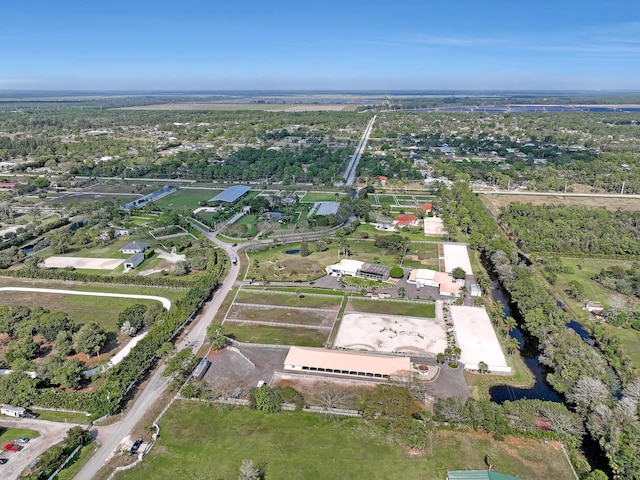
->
2;0;639;90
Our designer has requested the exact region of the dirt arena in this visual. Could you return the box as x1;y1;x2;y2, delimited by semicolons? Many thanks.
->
43;256;125;270
334;313;447;355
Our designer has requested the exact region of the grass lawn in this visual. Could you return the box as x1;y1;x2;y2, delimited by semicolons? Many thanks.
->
602;324;640;367
0;278;185;332
349;298;436;318
56;442;97;480
403;242;440;269
30;409;91;424
223;323;327;347
376;194;397;205
231;214;259;238
299;191;346;203
235;290;342;309
119;402;575;480
53;236;154;260
351;224;428;242
150;188;222;211
0;426;39;444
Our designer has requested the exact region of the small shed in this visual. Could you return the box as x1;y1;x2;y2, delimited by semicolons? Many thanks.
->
124;252;145;270
192;358;211;380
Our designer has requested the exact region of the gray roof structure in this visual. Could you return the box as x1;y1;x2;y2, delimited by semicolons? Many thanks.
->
209;185;251;203
315;201;341;216
121;241;149;252
358;263;391;280
447;472;522;480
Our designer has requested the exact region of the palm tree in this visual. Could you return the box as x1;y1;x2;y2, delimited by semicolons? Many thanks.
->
398;287;406;298
507;337;520;355
503;316;517;338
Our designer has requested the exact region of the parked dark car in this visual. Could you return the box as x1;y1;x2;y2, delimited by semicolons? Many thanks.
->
21;410;38;419
130;439;143;454
0;458;8;464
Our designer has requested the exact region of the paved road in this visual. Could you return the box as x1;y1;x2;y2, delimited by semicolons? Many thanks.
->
0;418;80;480
74;236;240;480
343;115;376;186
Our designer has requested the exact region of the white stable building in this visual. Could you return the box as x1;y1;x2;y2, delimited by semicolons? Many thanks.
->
326;259;365;277
284;346;412;382
449;306;511;373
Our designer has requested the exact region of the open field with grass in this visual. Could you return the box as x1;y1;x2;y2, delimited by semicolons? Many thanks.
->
555;257;635;313
0;290;164;332
222;323;327;347
403;243;440;269
30;409;92;424
348;298;436;318
601;324;640;366
299;191;346;203
0;278;185;331
481;193;640;215
235;290;342;309
150;188;222;211
56;442;97;480
351;224;430;242
0;427;39;442
118;402;575;480
226;304;335;326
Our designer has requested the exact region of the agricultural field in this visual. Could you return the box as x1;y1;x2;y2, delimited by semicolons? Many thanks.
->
119;402;575;480
348;298;436;318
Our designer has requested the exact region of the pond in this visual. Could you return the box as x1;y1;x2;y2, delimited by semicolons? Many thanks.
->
285;249;300;254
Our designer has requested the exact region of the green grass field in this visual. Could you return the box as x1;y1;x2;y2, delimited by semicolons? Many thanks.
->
30;409;92;424
118;402;574;480
235;290;342;309
556;257;632;310
222;323;327;347
349;298;436;317
299;191;346;203
150;188;223;211
0;426;39;445
0;278;185;332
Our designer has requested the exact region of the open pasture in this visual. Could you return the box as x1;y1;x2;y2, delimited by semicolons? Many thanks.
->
150;187;223;211
118;402;575;480
222;322;328;347
225;304;336;327
235;290;342;309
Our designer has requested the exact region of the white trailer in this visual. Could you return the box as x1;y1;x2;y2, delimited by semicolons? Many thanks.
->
1;405;26;417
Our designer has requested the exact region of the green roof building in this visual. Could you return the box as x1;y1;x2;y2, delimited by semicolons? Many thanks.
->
447;471;523;480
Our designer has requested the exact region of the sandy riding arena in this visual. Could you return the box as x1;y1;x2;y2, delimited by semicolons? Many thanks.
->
334;313;447;355
43;256;125;270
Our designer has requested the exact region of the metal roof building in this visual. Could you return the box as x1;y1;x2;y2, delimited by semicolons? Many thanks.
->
209;185;251;203
447;471;522;480
284;346;411;382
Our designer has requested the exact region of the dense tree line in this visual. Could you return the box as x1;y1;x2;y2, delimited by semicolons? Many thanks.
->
442;181;640;479
499;203;640;256
22;426;90;480
593;264;640;298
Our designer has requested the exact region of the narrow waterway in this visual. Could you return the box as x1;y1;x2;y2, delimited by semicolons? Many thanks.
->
488;283;561;403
